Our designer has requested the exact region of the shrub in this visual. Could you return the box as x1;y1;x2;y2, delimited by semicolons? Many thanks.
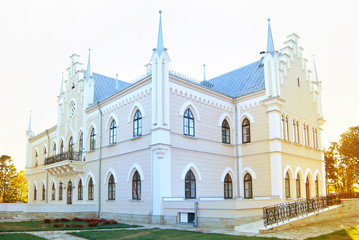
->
110;220;117;224
60;218;70;222
58;223;64;228
54;219;60;223
83;219;90;222
53;223;59;228
43;219;51;223
99;218;106;222
73;217;83;222
102;220;110;225
75;224;84;228
65;224;70;228
89;218;100;223
87;221;98;227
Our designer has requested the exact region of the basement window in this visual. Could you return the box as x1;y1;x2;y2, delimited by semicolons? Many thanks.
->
179;212;195;224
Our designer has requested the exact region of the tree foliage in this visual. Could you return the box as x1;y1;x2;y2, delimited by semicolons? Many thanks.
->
0;155;28;203
325;126;359;196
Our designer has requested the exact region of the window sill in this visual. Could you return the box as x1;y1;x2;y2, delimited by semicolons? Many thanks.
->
182;135;197;140
129;199;142;202
131;136;142;141
107;143;117;147
106;199;116;202
221;142;232;146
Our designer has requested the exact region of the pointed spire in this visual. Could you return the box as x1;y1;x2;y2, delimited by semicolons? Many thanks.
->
156;10;165;56
27;111;32;135
267;18;275;56
203;64;206;81
115;74;119;90
60;72;64;94
312;55;319;84
85;49;92;81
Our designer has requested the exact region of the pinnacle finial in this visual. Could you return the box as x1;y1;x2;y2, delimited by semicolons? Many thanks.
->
27;111;32;135
85;49;92;81
60;72;64;94
267;18;275;56
312;54;319;84
203;64;206;81
156;10;165;56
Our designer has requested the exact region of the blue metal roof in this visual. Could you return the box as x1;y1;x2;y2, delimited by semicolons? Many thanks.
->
93;73;131;103
201;59;265;98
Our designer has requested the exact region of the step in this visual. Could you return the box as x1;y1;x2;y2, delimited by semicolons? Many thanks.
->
234;220;264;234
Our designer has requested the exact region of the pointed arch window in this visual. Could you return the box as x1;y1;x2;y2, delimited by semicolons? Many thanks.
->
244;173;253;199
305;177;310;200
90;128;96;150
51;183;55;200
296;121;300;144
185;170;196;199
108;174;115;200
293;119;297;143
306;125;310;146
315;128;318;149
282;115;286;140
79;133;83;153
286;116;289;141
34;184;37;201
224;174;233;199
242;118;250;144
60;140;64;154
132;171;141;200
59;181;63;200
296;174;301;198
315;176;319;197
43;147;47;159
69;137;74;153
303;123;307;146
133;110;142;137
53;143;56;156
88;178;94;200
183;109;194;137
222;120;230;144
285;172;290;198
109;120;117;144
35;151;38;166
42;184;46;201
78;179;83;200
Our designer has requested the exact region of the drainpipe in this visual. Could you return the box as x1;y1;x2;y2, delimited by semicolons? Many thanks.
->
193;201;198;227
45;130;50;204
97;102;103;218
234;97;240;198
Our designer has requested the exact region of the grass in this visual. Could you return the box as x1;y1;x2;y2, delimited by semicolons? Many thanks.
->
0;233;46;240
0;220;140;232
70;229;282;240
306;229;351;240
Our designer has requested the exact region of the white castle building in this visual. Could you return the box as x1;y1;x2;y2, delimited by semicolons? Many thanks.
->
25;13;325;228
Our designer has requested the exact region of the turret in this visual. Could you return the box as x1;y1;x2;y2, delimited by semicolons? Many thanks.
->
84;49;95;108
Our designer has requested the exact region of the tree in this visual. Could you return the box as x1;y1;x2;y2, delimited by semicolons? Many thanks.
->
325;127;359;196
0;155;28;203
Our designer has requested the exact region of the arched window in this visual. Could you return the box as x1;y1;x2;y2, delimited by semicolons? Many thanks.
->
224;174;233;199
293;119;297;143
132;171;141;200
306;125;310;147
183;109;194;137
315;129;318;149
42;183;46;200
286;116;289;141
109;120;117;144
303;124;307;146
90;128;96;150
296;174;301;198
67;181;73;204
53;143;56;156
51;183;55;200
35;151;38;166
59;181;63;200
133;110;142;137
285;172;290;198
78;179;83;200
44;147;47;159
60;140;64;154
305;176;310;200
244;173;252;199
88;178;94;200
69;137;74;152
296;121;300;144
282;115;286;140
185;170;196;199
108;174;115;200
34;184;37;201
242;118;250;143
79;133;83;153
315;176;319;197
222;120;230;144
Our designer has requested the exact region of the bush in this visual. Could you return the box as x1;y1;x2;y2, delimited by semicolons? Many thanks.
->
72;217;83;222
89;218;100;223
102;220;110;225
54;219;60;223
43;219;51;223
99;218;106;222
60;218;70;222
83;219;90;222
65;224;71;228
110;220;117;224
53;223;59;228
87;221;99;227
58;223;64;228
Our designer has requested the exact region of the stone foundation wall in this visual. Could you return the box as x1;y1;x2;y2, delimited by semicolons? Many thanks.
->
260;199;359;233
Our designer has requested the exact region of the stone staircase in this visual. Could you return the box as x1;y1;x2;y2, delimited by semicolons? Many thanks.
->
234;220;264;234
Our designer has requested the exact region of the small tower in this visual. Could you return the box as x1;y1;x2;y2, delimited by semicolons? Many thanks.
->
84;49;95;107
203;64;206;81
312;55;323;118
25;112;34;168
263;18;280;97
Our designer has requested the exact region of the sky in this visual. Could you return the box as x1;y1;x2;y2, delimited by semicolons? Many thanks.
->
0;0;358;170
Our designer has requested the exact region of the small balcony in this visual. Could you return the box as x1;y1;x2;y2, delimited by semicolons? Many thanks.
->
44;151;84;176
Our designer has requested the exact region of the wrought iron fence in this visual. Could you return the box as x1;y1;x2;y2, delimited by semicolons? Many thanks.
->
263;194;341;228
45;151;82;165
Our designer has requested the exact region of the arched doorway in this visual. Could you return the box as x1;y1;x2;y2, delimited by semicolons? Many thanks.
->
67;180;72;204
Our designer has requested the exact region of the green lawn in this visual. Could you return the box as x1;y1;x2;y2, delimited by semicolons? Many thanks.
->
305;229;351;240
70;229;282;240
0;233;46;240
0;220;139;232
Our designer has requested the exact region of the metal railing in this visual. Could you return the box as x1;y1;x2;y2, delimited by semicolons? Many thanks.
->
45;151;82;165
263;194;341;228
